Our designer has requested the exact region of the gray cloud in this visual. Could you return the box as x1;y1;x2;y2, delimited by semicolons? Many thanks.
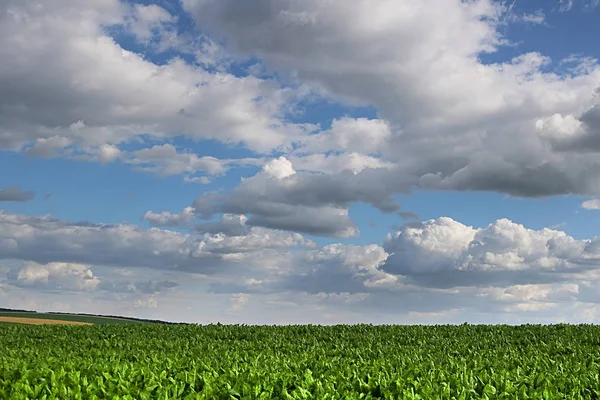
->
0;211;312;273
181;0;600;204
143;207;195;227
191;157;400;237
541;104;600;152
397;211;420;221
0;185;35;202
4;208;600;323
98;279;179;295
0;0;310;154
194;214;249;236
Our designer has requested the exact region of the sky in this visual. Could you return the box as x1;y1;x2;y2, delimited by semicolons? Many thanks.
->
1;0;600;324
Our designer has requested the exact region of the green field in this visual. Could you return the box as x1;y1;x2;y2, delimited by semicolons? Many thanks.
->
2;323;600;399
0;311;146;325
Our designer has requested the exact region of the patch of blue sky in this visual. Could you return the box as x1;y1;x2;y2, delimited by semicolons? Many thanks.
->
479;1;599;69
0;151;204;226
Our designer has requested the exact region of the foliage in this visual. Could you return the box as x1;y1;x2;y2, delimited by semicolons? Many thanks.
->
1;323;600;399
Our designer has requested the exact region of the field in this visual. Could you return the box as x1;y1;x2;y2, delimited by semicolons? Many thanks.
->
1;323;600;399
0;311;148;325
0;316;92;325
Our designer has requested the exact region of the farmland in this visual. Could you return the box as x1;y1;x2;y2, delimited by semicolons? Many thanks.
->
1;323;600;399
0;311;155;325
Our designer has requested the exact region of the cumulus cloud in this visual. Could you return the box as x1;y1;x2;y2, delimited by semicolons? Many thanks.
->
262;156;296;180
0;185;35;202
181;0;600;205
4;208;600;323
0;0;310;155
537;103;600;152
383;217;600;288
288;244;400;292
6;261;100;291
4;0;600;239
209;242;400;295
191;157;400;237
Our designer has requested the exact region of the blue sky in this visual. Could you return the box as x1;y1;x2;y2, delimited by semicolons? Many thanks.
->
1;0;600;324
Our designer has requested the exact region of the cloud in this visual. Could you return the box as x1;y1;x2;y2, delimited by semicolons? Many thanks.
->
228;293;249;312
287;244;400;292
143;206;195;227
191;157;400;237
99;279;179;295
195;214;249;236
261;156;296;180
4;0;600;239
582;199;600;210
0;185;35;202
126;144;227;177
184;176;211;184
383;217;600;288
289;153;394;175
397;211;420;221
0;210;313;273
182;0;600;204
0;0;311;155
209;242;400;295
24;136;72;158
294;118;392;155
123;3;176;44
133;295;159;309
6;261;100;291
537;103;600;152
558;0;575;11
3;209;600;323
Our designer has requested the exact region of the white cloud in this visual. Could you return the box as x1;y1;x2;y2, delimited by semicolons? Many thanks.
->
383;217;600;289
126;144;226;176
582;199;600;210
295;118;392;155
0;0;310;154
261;156;296;180
6;261;100;291
184;176;211;184
182;0;600;203
143;207;195;227
24;136;72;158
124;4;175;44
0;210;313;273
290;153;394;175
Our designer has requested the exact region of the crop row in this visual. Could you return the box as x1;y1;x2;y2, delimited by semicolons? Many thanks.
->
1;324;600;399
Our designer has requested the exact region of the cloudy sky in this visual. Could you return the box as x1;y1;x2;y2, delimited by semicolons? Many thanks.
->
1;0;600;324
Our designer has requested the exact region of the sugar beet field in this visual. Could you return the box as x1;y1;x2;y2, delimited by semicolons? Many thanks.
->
2;324;600;399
